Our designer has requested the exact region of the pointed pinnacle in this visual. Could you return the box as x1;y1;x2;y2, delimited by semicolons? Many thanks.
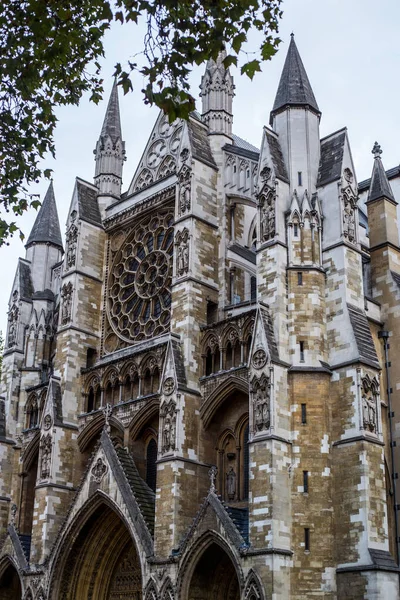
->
372;141;382;158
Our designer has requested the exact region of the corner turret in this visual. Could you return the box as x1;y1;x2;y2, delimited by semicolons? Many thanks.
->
200;50;235;137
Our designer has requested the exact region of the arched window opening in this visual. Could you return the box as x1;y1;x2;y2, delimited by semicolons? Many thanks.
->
146;438;158;492
19;452;38;539
105;382;114;405
26;394;39;429
143;369;152;396
123;375;131;401
233;339;241;367
94;386;101;410
214;346;221;373
205;348;213;376
87;387;95;413
187;542;240;600
0;562;22;600
245;335;252;363
226;342;233;370
218;433;237;502
152;367;160;394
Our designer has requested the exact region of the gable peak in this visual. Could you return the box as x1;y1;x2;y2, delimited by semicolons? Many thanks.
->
25;181;63;250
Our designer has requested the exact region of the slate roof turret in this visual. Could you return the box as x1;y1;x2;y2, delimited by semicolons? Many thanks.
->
367;142;396;204
25;181;63;250
271;34;320;120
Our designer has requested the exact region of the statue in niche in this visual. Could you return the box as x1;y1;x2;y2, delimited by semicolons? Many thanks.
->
226;466;236;501
260;193;275;242
252;375;271;432
66;218;78;269
61;282;73;325
7;291;19;347
361;375;378;433
176;229;189;277
343;195;356;243
178;166;191;215
40;434;52;479
161;400;176;453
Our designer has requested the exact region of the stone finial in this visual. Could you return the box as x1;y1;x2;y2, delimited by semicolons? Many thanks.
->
103;403;113;433
10;503;17;525
372;142;382;157
208;465;218;492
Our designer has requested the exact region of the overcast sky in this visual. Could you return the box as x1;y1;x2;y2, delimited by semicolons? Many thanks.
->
1;0;399;336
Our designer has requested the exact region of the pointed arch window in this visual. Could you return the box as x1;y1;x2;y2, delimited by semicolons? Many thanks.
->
146;438;158;492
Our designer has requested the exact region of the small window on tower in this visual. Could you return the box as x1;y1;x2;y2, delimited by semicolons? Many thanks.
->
298;172;303;186
301;403;307;424
298;272;303;286
246;168;250;178
250;276;257;302
294;223;299;238
299;341;305;362
304;528;310;551
303;470;309;493
233;165;237;174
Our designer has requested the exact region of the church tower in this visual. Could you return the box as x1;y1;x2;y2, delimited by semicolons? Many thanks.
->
200;49;235;138
94;79;126;207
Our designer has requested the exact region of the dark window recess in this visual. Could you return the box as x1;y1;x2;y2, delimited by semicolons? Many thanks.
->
243;424;250;500
298;272;303;286
299;341;305;362
304;528;310;551
146;438;158;492
303;471;309;493
86;347;97;368
205;349;213;376
251;276;257;302
301;403;307;424
298;171;303;186
87;388;94;413
207;301;218;325
294;223;299;237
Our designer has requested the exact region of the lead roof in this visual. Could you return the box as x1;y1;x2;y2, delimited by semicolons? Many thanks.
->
25;182;63;250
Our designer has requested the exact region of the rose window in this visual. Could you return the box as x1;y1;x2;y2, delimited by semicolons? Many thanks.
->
107;210;174;343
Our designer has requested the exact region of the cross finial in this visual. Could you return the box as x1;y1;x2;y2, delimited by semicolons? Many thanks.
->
208;466;218;492
372;141;382;158
290;32;294;39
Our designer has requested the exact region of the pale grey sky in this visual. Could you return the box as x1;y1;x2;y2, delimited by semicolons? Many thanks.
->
1;0;399;335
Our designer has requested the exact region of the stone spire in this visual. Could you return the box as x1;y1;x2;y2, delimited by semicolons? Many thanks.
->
25;181;63;250
368;142;396;203
94;79;126;197
200;49;235;136
271;34;320;120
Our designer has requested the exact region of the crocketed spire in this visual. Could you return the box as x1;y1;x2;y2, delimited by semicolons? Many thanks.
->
100;78;122;143
25;181;63;250
368;142;396;203
271;34;320;116
200;49;235;136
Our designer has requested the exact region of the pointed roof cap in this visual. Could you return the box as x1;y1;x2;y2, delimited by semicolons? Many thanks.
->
368;142;396;203
99;79;122;142
271;35;320;117
26;182;63;250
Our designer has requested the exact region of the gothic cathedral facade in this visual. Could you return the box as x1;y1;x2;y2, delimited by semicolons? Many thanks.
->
0;37;400;599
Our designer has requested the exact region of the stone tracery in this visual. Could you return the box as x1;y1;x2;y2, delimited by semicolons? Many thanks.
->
251;374;271;433
107;208;174;345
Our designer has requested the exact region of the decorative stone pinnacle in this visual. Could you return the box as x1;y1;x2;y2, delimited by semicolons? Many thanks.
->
372;141;382;157
290;32;294;38
208;465;218;492
103;403;113;432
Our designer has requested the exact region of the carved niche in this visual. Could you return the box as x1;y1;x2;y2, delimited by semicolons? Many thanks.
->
7;290;19;347
161;399;177;454
66;210;78;269
361;374;379;434
175;228;189;278
61;282;73;325
178;165;191;216
244;571;263;600
40;433;52;479
251;373;271;433
259;189;275;243
342;192;357;243
91;457;108;483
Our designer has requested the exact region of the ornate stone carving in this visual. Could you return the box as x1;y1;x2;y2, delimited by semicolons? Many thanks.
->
252;349;267;370
260;166;272;182
162;584;175;600
176;228;189;277
342;193;356;243
40;433;52;479
251;374;271;433
7;290;19;347
162;377;175;396
91;457;108;483
106;208;174;346
209;465;218;492
61;282;73;325
178;165;191;215
260;191;275;242
361;374;379;433
244;572;263;600
66;213;78;269
226;466;236;500
43;414;52;430
180;147;189;162
344;168;353;184
10;503;17;525
161;400;176;453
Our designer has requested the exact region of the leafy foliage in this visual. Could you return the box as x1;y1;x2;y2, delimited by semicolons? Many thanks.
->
0;0;282;243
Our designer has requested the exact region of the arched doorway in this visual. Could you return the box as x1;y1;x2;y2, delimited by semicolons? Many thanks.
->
51;502;142;600
0;560;22;600
187;542;240;600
